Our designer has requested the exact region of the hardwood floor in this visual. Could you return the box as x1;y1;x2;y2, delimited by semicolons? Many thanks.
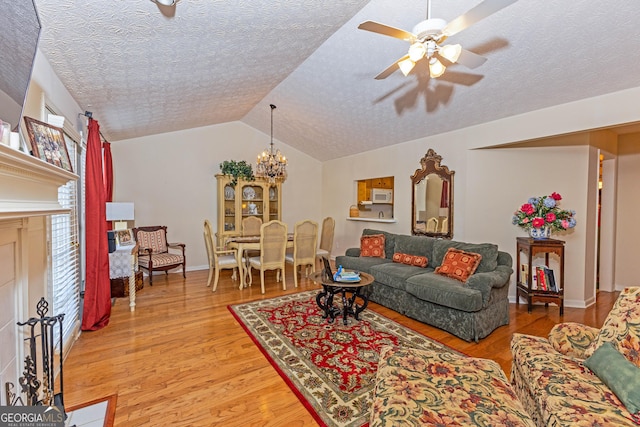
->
63;268;618;426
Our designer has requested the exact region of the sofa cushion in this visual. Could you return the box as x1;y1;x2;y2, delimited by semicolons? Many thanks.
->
584;287;640;366
370;262;432;291
405;272;484;312
584;342;640;415
360;234;385;258
363;229;396;260
432;240;498;273
392;252;428;268
335;255;391;274
434;248;482;283
393;234;436;266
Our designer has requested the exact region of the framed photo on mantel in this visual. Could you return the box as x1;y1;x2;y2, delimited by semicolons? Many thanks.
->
23;116;73;173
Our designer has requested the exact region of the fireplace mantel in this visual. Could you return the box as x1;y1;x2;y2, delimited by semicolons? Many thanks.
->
0;144;78;220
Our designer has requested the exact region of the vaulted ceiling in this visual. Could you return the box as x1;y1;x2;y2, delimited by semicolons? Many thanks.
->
34;0;640;161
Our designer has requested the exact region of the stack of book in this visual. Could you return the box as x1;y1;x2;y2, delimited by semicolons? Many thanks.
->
533;266;558;292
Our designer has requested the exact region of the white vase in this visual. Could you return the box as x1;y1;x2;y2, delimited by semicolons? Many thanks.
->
529;226;552;239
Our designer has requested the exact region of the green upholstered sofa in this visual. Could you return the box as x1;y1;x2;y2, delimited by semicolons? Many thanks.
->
335;229;513;342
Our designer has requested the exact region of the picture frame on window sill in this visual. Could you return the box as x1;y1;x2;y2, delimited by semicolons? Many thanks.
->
23;116;73;173
115;229;135;251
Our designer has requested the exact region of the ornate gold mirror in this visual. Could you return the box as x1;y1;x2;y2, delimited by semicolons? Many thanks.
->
411;149;454;238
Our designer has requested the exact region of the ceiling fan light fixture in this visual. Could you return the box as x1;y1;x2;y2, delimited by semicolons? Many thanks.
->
408;42;426;62
439;44;462;63
428;57;446;78
398;58;416;76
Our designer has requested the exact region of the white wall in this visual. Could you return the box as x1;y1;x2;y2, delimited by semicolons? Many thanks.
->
615;137;640;288
465;146;593;306
111;121;323;270
322;86;640;307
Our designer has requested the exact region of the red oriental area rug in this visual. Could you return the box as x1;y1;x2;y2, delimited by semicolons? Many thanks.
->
228;290;459;427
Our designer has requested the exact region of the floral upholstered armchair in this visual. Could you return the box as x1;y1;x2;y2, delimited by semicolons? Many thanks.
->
133;226;186;285
511;287;640;426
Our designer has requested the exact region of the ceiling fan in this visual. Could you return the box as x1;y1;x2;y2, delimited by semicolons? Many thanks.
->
358;0;518;80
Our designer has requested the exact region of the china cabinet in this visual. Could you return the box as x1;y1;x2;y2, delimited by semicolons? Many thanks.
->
216;174;282;244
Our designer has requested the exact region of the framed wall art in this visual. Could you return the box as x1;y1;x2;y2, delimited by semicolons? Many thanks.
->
23;116;73;173
115;229;135;250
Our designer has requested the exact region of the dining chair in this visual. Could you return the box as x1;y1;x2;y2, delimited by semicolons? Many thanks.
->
426;217;439;233
242;216;262;236
440;217;449;233
204;219;241;291
133;225;185;285
285;219;318;288
248;220;287;294
315;217;335;268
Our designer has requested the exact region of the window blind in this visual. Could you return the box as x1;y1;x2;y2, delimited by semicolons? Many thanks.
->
48;123;84;351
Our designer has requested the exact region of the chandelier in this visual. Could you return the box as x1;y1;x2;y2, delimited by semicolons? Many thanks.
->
256;104;287;183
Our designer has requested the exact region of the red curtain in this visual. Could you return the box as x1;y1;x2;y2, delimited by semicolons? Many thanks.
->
82;118;111;331
440;181;449;208
103;141;114;229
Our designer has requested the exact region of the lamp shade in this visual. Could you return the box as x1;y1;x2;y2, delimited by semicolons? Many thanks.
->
106;202;135;230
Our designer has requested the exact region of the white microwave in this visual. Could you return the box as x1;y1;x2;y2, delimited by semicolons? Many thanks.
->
371;188;393;203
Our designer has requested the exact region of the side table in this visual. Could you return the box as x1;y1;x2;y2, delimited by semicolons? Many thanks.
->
109;245;139;312
309;271;374;325
516;237;565;315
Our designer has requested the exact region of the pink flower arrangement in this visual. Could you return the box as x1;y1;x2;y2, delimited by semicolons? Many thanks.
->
512;192;576;232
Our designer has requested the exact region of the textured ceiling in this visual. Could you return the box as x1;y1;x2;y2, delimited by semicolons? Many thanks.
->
34;0;640;161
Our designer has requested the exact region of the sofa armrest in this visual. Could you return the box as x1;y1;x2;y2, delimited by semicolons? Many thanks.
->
465;265;513;305
548;322;600;359
345;247;361;257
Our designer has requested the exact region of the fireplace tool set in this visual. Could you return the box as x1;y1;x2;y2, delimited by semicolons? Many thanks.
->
5;297;66;418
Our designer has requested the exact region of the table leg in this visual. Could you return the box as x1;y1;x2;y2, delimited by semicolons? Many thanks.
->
237;243;245;290
316;285;338;323
341;289;349;325
129;255;136;312
352;287;368;320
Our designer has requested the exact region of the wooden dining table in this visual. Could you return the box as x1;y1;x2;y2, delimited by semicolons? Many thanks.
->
226;234;294;289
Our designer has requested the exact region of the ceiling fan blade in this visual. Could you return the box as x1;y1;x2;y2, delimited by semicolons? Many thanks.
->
442;0;518;38
358;21;416;42
454;48;487;69
375;55;410;80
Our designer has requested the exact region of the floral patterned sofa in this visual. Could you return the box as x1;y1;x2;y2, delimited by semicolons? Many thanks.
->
370;345;535;426
511;287;640;426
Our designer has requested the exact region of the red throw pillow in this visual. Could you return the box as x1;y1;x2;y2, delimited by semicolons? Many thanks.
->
360;234;385;258
435;248;482;283
393;252;428;268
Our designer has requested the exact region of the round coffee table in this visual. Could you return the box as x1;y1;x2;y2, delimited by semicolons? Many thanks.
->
309;270;374;325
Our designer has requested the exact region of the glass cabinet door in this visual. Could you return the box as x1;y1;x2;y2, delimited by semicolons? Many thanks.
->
241;184;263;218
268;185;279;221
223;184;236;232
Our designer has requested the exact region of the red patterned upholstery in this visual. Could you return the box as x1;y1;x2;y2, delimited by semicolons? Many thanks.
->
135;229;168;254
133;226;186;285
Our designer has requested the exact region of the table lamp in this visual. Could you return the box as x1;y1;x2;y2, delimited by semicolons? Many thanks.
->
106;202;135;230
